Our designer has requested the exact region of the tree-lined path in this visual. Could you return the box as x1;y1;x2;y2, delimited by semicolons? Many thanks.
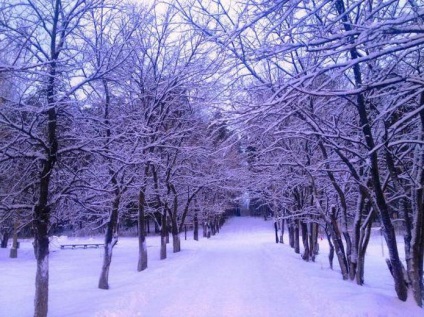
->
2;2;424;315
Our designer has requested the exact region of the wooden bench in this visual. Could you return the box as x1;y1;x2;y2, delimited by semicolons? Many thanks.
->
60;243;104;249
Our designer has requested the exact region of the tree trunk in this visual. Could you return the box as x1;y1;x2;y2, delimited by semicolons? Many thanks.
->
34;242;49;317
329;206;349;280
325;225;335;270
33;110;57;317
172;234;181;253
280;218;285;243
171;218;181;253
309;222;319;261
274;220;279;244
9;220;19;258
193;213;199;241
1;229;10;248
301;221;310;261
34;203;51;317
288;219;294;248
356;212;373;285
350;193;365;280
160;212;167;260
98;197;119;289
166;222;170;244
137;190;148;272
211;218;216;236
207;222;211;239
294;220;300;254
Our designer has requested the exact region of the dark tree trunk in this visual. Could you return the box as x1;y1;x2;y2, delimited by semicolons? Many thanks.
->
34;65;58;317
274;221;279;244
33;205;50;317
329;206;349;280
1;229;10;248
137;189;148;272
98;197;120;289
210;219;215;236
309;222;319;261
172;233;181;252
154;218;160;234
166;221;170;244
280;218;285;243
356;211;373;285
207;222;211;239
202;221;207;238
294;220;300;254
9;220;19;258
160;211;167;260
325;225;335;270
301;221;310;261
194;213;199;241
350;193;365;280
288;219;294;248
171;217;181;253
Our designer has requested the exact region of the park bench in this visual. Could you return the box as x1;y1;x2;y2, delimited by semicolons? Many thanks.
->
60;243;104;249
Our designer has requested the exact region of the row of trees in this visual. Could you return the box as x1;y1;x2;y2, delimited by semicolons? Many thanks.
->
0;1;242;316
178;0;424;307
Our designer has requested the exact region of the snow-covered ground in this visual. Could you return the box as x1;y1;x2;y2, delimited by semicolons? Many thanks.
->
1;217;423;317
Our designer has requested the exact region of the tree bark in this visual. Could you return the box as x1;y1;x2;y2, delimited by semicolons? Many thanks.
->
137;189;148;272
202;221;207;238
160;211;167;260
325;225;335;270
274;220;279;244
207;222;211;238
9;220;19;258
301;221;310;261
33;204;50;317
34;14;59;313
1;229;10;248
294;220;300;254
309;222;319;261
98;196;120;289
329;206;349;280
193;212;199;241
288;219;294;248
280;218;285;244
350;193;365;280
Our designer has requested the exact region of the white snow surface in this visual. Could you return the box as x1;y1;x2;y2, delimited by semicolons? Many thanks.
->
1;217;423;317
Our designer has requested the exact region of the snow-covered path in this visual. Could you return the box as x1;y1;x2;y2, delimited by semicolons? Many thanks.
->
1;217;423;317
137;218;315;317
92;217;422;317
